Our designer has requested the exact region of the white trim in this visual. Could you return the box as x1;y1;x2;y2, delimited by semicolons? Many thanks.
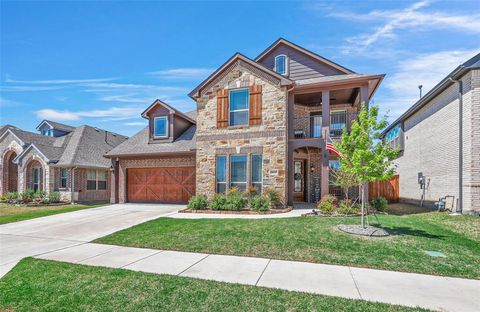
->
274;54;288;75
153;116;169;138
13;144;49;164
228;88;250;127
0;129;25;146
36;120;54;131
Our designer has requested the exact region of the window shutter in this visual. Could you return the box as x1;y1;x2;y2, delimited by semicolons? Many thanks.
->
217;89;229;128
249;85;262;126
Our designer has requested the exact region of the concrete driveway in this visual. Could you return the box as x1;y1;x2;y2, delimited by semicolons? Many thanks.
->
0;203;182;277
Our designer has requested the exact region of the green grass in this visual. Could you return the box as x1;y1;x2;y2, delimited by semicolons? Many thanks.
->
0;202;108;224
0;258;426;312
96;209;480;279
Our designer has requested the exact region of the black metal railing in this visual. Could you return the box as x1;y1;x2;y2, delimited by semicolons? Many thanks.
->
292;112;359;139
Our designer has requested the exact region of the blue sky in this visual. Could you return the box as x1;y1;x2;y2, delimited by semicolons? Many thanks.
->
1;0;479;136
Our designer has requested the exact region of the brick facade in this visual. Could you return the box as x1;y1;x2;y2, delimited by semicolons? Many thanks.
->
195;63;288;203
394;70;480;214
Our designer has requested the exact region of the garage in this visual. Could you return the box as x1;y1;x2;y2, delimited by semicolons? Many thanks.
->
127;167;195;203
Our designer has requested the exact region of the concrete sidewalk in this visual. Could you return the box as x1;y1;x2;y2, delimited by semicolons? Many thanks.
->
34;243;480;312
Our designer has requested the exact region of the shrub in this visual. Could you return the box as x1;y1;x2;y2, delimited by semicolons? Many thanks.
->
225;193;245;211
21;189;36;200
210;194;227;210
317;195;337;215
264;188;281;208
249;195;270;212
370;197;388;212
243;185;258;201
227;187;240;197
338;199;361;215
6;192;18;202
187;195;208;210
40;198;50;204
48;191;61;203
34;190;47;199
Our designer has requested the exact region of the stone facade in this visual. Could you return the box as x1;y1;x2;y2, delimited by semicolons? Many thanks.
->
393;70;480;214
195;63;288;202
115;155;196;203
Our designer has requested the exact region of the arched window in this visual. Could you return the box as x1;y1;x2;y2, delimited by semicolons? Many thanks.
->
274;55;287;75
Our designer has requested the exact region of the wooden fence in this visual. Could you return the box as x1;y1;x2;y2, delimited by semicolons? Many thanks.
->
369;175;399;203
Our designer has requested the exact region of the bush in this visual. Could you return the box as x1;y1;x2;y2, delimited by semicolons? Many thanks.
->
187;195;208;210
49;191;61;203
227;187;240;197
21;189;36;200
243;185;258;201
225;193;245;211
370;197;388;212
6;192;18;202
210;194;227;210
264;188;281;208
249;195;270;212
317;195;337;215
338;199;361;215
40;198;50;204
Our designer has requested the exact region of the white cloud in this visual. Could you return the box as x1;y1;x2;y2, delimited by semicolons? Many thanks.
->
0;85;65;92
35;105;144;121
124;121;147;126
0;97;19;107
381;49;479;120
5;77;116;84
332;1;480;53
147;68;213;80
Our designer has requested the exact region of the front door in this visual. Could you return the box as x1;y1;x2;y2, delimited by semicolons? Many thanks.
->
293;160;306;202
33;168;40;191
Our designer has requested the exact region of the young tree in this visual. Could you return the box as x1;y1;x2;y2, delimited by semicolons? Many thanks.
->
331;169;358;203
335;102;397;228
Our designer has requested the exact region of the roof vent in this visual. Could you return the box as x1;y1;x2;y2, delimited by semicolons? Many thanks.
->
94;127;100;132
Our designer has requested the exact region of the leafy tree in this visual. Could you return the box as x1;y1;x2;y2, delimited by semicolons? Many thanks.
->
331;169;359;203
334;102;397;227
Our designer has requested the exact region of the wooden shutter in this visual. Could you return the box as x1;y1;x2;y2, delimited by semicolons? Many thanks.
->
217;89;229;128
249;85;262;126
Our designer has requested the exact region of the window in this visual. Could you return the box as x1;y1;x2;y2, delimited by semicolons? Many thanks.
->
87;170;97;190
330;111;347;136
229;89;249;126
294;161;303;192
329;160;340;170
60;168;68;188
154;116;168;138
33;168;40;192
251;154;262;193
274;55;287;75
230;155;247;191
98;171;107;190
386;124;400;143
216;155;227;193
385;124;403;150
41;129;52;136
310;113;322;138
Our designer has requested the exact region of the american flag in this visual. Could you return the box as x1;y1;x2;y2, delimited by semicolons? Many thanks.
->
326;134;341;157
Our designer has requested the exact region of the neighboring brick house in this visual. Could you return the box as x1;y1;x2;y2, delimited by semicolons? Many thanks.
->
0;120;127;202
381;53;480;215
107;38;384;206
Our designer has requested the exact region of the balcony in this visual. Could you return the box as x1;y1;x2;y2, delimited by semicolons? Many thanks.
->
292;112;359;139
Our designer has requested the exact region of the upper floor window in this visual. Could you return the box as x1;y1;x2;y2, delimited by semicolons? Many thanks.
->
154;116;169;138
41;129;53;136
275;55;287;75
229;89;249;126
386;124;400;144
330;111;347;136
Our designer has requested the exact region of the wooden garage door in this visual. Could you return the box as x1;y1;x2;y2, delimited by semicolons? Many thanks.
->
127;167;195;203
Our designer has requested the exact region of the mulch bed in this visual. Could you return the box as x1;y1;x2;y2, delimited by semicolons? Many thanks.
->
179;207;292;215
338;224;389;237
0;202;70;207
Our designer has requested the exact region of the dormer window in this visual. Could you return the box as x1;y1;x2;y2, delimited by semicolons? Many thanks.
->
274;54;287;75
41;129;53;136
154;116;169;138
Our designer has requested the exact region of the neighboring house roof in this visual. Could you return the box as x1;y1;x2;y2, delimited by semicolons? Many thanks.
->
36;120;76;132
255;37;355;75
141;99;196;124
0;122;128;168
184;110;197;121
381;52;480;136
189;52;293;99
106;125;196;158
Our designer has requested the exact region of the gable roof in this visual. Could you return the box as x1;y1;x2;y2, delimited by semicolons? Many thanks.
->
36;120;76;132
189;52;293;99
141;99;196;124
106;125;196;158
255;38;355;75
381;52;480;137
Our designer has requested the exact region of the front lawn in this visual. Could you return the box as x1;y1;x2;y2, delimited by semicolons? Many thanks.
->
96;209;480;279
0;202;108;224
0;258;425;312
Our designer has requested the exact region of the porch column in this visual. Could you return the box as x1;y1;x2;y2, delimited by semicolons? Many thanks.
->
320;90;330;199
286;93;295;206
111;158;119;204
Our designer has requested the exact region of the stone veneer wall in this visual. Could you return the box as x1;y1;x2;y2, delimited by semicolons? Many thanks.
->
116;155;196;203
195;64;288;202
0;133;23;195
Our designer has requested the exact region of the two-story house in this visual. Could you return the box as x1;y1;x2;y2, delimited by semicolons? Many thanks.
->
107;38;384;206
0;120;127;202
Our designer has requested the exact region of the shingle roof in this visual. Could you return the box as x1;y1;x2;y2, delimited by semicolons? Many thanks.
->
1;123;128;168
38;120;76;132
106;125;196;157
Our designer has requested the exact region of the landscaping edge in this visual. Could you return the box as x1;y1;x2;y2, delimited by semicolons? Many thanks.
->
179;207;293;215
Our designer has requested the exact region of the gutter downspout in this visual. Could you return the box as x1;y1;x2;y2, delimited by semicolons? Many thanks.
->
71;167;77;204
449;77;463;213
